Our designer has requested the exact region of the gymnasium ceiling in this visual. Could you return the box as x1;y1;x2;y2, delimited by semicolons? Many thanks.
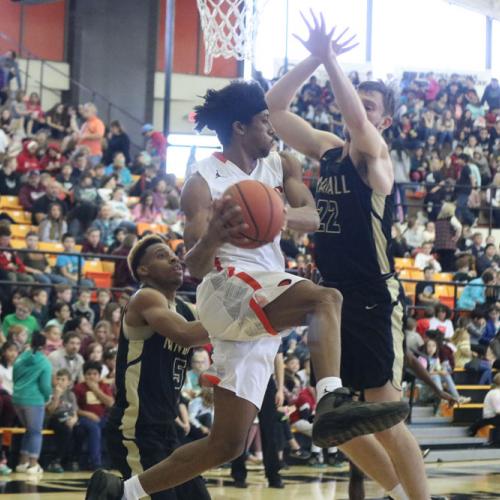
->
448;0;500;20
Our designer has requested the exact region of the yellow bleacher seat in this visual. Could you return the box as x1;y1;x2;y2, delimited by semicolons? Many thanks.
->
5;210;31;224
10;240;26;249
434;272;453;282
75;244;82;252
127;196;140;207
394;257;414;271
131;175;141;183
409;269;424;280
435;284;455;298
38;242;64;253
0;196;22;209
83;261;104;274
101;261;116;274
10;224;33;239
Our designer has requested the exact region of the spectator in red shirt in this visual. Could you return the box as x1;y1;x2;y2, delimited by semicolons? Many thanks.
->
16;140;41;175
0;224;34;288
142;124;167;166
39;144;66;175
18;170;45;210
74;361;114;470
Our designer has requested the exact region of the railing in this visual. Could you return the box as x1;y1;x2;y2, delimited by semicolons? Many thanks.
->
306;175;500;232
0;246;124;288
0;246;197;302
0;30;144;150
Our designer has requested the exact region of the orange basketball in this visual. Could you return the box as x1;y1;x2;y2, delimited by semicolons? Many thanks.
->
223;180;285;249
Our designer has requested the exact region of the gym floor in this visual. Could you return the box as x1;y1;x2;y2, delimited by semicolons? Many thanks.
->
1;460;500;499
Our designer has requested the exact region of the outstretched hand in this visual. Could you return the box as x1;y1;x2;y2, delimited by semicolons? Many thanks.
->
293;9;359;63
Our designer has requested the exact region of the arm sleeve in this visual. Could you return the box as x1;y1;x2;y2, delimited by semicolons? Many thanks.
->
39;360;53;402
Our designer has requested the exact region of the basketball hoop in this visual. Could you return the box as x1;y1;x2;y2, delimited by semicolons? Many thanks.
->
196;0;265;74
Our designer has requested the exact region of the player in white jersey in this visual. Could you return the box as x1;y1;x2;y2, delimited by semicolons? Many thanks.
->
86;81;408;500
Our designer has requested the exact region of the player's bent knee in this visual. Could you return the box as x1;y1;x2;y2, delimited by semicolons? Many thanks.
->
313;287;343;309
209;435;246;463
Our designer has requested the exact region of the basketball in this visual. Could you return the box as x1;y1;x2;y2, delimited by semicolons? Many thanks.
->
223;180;285;249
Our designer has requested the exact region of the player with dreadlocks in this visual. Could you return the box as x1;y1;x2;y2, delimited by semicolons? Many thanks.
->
86;81;408;500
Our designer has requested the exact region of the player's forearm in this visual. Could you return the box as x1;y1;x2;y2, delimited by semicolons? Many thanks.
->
323;57;367;132
286;206;320;233
266;56;321;111
185;234;219;280
274;353;285;391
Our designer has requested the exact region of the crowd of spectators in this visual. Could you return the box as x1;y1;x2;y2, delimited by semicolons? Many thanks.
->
1;48;500;475
0;55;187;474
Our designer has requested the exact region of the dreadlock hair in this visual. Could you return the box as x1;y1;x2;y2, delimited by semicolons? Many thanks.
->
194;80;268;146
358;80;396;117
127;234;169;283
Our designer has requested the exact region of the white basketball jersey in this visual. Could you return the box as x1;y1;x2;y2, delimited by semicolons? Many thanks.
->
194;152;285;273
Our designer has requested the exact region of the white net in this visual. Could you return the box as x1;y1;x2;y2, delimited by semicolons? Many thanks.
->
196;0;263;74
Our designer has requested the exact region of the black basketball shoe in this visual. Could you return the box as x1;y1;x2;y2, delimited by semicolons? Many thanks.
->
85;469;124;500
312;388;409;448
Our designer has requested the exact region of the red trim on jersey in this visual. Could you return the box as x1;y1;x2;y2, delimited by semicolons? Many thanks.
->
214;257;222;271
234;271;278;336
235;271;261;291
213;152;227;163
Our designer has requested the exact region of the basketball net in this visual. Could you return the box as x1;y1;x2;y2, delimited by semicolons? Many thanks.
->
196;0;265;74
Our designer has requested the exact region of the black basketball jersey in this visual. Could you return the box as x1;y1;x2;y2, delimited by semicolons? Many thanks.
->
314;147;395;285
109;295;194;432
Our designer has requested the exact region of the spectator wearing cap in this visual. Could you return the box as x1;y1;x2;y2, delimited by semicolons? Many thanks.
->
16;140;41;175
76;103;105;166
18;170;45;211
104;152;132;186
142;123;167;166
103;120;130;165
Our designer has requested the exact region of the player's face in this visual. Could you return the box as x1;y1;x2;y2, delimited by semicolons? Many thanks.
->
243;110;276;159
357;90;392;132
141;243;183;288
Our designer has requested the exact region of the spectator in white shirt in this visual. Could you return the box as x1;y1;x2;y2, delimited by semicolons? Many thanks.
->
415;241;442;272
468;373;500;437
429;304;454;339
404;217;424;251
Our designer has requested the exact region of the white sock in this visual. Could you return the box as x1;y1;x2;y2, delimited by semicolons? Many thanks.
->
123;475;147;500
387;483;409;500
316;377;342;402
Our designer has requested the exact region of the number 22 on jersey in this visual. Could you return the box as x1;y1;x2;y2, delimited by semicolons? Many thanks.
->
317;199;341;234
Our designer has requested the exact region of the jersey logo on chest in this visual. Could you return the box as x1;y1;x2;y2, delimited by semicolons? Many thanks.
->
317;175;351;195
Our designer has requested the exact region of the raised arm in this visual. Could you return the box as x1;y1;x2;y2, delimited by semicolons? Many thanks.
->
280;151;319;232
266;56;343;161
127;288;209;348
295;12;394;195
181;172;249;280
